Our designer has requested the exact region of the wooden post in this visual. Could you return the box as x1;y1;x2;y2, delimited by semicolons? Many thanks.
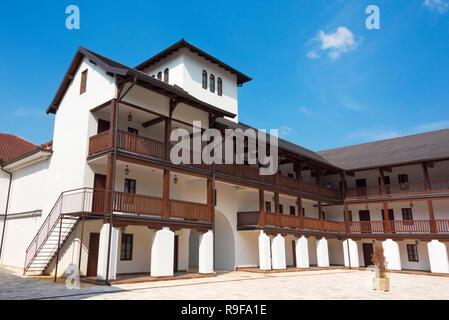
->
339;172;346;199
318;201;323;231
427;200;437;234
377;168;385;195
382;201;391;234
274;192;280;227
207;179;213;223
297;196;303;229
344;202;350;233
165;117;171;161
105;154;114;213
108;99;117;148
259;189;265;227
422;162;432;193
162;169;170;219
295;161;303;190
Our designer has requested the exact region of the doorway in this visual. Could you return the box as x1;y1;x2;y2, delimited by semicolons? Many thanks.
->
362;243;374;267
174;235;179;272
356;179;367;196
359;210;371;233
291;240;296;267
92;174;106;213
86;233;100;277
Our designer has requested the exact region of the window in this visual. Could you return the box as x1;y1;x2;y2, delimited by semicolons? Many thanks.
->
202;70;208;89
289;206;296;215
407;244;419;262
210;74;215;93
398;174;409;190
80;69;88;94
124;179;136;194
302;208;305;216
163;68;169;83
288;173;294;178
157;72;162;80
348;210;353;222
265;201;271;213
402;208;413;221
128;127;138;135
217;77;222;96
120;234;133;261
279;204;283;214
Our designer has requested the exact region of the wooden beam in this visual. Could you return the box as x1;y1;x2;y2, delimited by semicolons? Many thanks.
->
259;189;265;227
422;162;432;193
207;179;213;223
142;116;165;128
162;169;170;219
297;196;303;228
344;202;350;233
274;192;280;227
382;201;391;234
427;200;437;234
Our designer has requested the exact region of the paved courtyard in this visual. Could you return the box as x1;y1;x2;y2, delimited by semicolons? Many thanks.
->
1;266;449;300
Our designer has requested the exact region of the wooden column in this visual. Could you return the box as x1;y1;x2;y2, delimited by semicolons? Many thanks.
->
274;192;280;227
108;99;117;148
382;201;391;234
207;179;214;223
165;117;171;161
297;196;303;229
295;161;303;190
377;168;386;195
422;162;432;193
427;200;437;234
318;201;323;231
105;154;114;213
339;172;346;199
162;169;170;219
259;189;265;227
344;202;350;233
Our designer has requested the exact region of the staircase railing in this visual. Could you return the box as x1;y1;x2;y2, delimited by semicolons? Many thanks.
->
23;188;96;274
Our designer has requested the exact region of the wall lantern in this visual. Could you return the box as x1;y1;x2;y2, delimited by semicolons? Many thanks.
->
173;174;178;185
415;240;419;245
128;112;133;122
365;203;369;210
125;165;130;176
410;202;414;208
372;240;376;244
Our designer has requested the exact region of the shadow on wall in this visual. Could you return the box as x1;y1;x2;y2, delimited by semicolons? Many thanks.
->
214;210;235;271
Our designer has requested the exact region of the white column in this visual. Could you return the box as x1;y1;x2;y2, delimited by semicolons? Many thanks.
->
151;227;175;277
295;236;309;268
271;234;286;270
198;230;214;274
97;223;119;281
258;231;271;270
316;237;329;267
382;239;401;271
427;240;449;274
343;239;360;268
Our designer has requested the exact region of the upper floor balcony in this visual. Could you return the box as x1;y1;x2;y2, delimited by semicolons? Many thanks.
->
88;129;341;201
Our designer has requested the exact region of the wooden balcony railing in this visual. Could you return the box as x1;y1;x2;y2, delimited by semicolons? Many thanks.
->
88;131;341;200
279;214;301;229
113;191;163;216
346;180;449;199
302;217;324;231
323;220;345;233
265;213;278;226
170;199;211;222
237;211;260;226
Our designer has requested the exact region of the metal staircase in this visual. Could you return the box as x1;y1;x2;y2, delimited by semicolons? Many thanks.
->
23;188;100;276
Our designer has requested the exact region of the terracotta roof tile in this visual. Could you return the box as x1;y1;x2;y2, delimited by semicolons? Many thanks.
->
0;134;38;164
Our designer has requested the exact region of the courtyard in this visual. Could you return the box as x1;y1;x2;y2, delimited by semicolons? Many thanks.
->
1;266;449;300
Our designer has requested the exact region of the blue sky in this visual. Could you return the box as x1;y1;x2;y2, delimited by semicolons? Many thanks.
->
0;0;448;151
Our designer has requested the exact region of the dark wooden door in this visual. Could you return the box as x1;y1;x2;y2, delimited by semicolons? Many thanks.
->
173;235;179;272
292;240;296;267
356;179;367;196
97;119;110;134
359;210;371;233
382;209;395;233
92;174;107;213
362;243;374;267
86;233;100;277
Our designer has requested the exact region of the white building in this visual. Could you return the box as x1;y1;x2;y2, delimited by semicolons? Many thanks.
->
1;40;449;283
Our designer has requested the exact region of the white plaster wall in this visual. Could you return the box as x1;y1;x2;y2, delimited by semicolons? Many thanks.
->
116;226;153;274
398;240;431;271
328;239;344;266
0;170;10;215
433;199;449;220
308;236;318;266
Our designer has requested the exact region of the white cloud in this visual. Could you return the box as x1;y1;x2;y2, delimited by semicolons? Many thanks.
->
279;126;292;138
340;97;364;111
423;0;449;14
346;130;401;142
416;120;449;131
307;26;358;60
299;106;313;115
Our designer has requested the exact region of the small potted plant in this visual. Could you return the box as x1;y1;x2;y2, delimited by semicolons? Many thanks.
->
371;245;390;292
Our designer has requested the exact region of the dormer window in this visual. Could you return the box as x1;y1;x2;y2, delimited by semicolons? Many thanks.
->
202;70;207;89
217;77;222;96
80;69;88;95
163;68;169;83
210;74;215;93
157;72;162;81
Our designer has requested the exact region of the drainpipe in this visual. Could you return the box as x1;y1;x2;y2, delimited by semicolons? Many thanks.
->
0;164;12;261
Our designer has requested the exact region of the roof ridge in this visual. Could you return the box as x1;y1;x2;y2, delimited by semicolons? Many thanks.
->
318;128;449;153
0;133;38;147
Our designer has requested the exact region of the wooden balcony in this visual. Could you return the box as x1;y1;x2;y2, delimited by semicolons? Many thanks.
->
94;190;211;223
88;130;341;200
237;211;449;235
346;181;449;200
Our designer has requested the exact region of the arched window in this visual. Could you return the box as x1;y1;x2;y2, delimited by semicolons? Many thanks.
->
202;70;207;89
210;74;215;93
157;72;162;80
163;68;169;83
217;77;222;96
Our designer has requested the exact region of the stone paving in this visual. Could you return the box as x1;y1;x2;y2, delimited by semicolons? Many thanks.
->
1;266;449;300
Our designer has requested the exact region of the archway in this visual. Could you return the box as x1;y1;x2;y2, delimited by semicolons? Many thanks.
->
214;210;235;271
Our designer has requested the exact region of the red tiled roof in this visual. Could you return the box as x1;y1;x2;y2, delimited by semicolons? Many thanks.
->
40;140;53;150
0;134;38;164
